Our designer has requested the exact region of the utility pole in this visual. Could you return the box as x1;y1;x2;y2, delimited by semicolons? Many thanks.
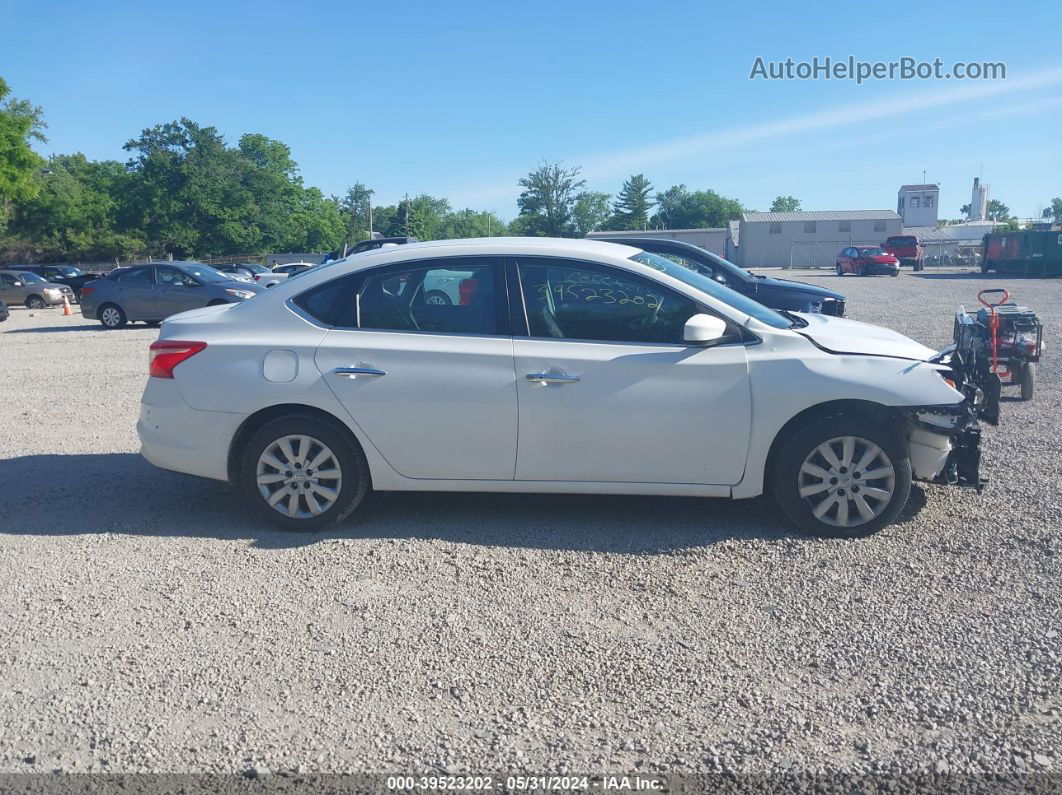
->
404;193;410;236
367;195;373;238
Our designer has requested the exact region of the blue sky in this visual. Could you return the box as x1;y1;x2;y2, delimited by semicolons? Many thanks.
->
3;0;1061;220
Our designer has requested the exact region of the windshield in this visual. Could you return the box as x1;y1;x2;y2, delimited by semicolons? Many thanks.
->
57;266;83;277
630;252;791;329
180;265;229;284
17;272;47;284
859;247;885;257
243;263;270;274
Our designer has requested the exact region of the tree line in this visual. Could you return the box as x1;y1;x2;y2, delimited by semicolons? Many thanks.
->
0;77;760;263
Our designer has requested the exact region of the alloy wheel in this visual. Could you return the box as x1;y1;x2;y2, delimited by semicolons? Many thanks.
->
256;434;343;519
101;307;122;327
797;435;896;528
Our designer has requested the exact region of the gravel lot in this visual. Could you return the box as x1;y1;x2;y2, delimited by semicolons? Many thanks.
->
0;268;1059;783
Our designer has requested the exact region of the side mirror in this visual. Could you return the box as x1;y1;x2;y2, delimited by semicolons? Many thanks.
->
683;313;728;346
712;273;728;285
12;281;23;287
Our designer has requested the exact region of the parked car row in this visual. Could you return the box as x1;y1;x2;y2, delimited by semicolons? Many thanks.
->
0;269;77;308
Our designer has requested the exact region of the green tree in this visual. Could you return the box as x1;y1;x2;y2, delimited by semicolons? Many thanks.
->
650;185;743;229
1041;197;1062;223
960;198;1011;221
769;195;800;212
341;182;374;243
386;194;451;239
606;174;654;230
8;153;142;260
572;191;611;236
0;77;47;213
437;208;507;239
516;161;586;237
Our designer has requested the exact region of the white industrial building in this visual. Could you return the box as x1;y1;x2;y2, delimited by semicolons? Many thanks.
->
897;184;940;227
967;178;989;221
736;210;902;268
587;228;728;257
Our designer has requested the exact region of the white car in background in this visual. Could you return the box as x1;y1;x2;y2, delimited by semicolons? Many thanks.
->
137;238;986;538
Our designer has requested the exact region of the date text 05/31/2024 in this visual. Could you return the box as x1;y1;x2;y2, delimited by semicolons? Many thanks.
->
385;775;665;791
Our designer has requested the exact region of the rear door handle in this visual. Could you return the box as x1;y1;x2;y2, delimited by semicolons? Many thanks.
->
332;367;387;378
526;372;580;385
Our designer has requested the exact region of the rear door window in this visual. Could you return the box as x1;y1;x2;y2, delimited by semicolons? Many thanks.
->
358;259;501;335
119;267;155;287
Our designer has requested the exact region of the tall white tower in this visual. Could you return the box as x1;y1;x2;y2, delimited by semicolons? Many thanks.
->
968;178;989;221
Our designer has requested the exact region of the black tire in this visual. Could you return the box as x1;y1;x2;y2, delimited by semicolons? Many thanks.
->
835;265;843;276
890;270;899;277
915;259;925;272
25;295;46;309
239;414;370;532
99;303;127;329
424;290;452;306
1021;363;1036;401
771;415;913;539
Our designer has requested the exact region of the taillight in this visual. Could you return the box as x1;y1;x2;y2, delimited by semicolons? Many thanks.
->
459;278;479;306
149;340;207;379
80;287;95;298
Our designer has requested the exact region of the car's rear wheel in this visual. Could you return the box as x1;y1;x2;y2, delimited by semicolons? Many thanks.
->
771;415;912;538
891;270;899;277
240;415;369;531
26;295;46;309
835;264;843;276
99;303;126;329
424;290;452;306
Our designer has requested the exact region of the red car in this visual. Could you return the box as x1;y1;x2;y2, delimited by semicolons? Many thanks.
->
836;245;900;277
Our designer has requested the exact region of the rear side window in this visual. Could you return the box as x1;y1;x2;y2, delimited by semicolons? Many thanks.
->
292;274;360;325
358;260;500;335
119;268;154;287
292;258;503;336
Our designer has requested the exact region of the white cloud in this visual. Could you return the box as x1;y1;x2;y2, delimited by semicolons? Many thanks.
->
451;64;1062;208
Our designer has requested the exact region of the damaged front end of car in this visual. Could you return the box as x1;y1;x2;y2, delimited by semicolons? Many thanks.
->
901;347;993;493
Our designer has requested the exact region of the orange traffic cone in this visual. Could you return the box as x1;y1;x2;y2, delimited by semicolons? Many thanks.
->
62;296;74;316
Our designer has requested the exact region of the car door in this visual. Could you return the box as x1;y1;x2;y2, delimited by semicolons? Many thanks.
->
511;257;752;485
0;273;20;303
116;267;156;319
155;267;207;317
313;256;518;480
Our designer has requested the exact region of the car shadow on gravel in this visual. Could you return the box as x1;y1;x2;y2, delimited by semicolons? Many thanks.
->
0;453;864;552
3;323;118;333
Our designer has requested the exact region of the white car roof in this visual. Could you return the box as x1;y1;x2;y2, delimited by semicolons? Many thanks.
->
338;236;641;266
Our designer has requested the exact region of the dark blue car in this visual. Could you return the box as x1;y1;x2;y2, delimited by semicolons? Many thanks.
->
596;237;846;316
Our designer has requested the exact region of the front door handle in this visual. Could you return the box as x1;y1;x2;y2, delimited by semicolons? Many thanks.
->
332;367;387;378
526;372;580;385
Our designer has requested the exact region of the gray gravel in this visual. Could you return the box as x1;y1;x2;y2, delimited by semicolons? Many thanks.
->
0;269;1059;779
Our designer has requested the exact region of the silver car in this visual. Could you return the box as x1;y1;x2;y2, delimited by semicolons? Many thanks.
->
0;270;75;309
80;261;264;328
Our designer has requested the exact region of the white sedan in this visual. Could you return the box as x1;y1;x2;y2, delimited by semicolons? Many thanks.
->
137;238;985;538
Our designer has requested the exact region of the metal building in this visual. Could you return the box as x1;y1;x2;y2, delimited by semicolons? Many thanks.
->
587;228;728;257
737;210;903;268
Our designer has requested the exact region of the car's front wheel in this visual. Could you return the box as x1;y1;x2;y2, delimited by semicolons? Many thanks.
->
26;295;46;309
771;415;912;538
835;264;843;276
239;415;370;531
